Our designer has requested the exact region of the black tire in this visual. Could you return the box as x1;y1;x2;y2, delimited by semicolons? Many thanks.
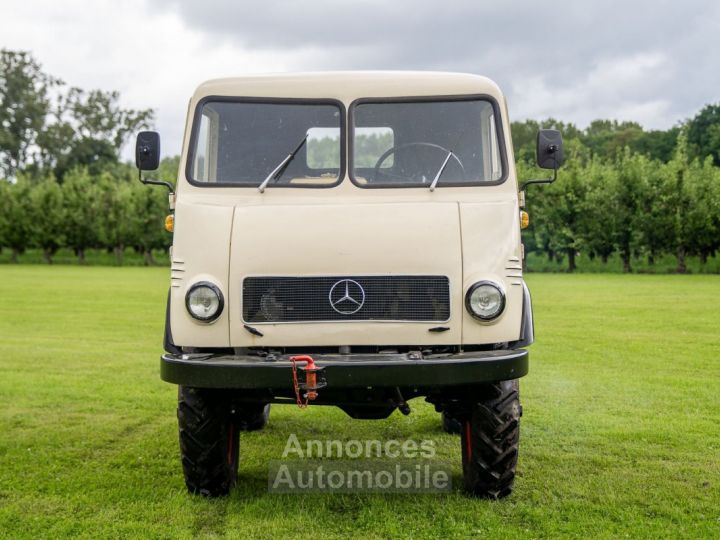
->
461;379;521;499
238;403;271;431
177;386;239;497
441;411;463;434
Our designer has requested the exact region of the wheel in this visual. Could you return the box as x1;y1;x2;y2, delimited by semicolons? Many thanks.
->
238;403;271;431
461;379;521;499
177;386;239;497
441;411;463;434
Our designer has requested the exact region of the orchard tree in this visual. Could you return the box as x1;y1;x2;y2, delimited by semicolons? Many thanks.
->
62;168;103;263
0;177;34;261
99;175;134;264
30;176;65;263
613;150;647;272
666;133;694;273
581;159;617;263
130;182;171;265
685;157;720;264
636;161;674;266
530;141;588;272
0;180;9;253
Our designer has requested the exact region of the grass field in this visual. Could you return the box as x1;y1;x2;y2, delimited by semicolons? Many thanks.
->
0;267;719;539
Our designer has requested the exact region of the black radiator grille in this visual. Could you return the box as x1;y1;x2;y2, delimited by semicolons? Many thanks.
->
243;276;450;323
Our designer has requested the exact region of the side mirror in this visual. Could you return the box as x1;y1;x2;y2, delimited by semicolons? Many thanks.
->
519;129;564;193
135;131;174;195
135;131;161;171
536;129;563;170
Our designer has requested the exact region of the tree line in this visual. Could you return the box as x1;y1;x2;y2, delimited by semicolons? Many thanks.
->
0;159;176;264
514;120;720;272
1;49;719;270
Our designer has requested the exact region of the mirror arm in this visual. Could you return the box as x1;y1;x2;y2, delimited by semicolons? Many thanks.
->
138;169;175;195
519;166;557;191
520;147;560;191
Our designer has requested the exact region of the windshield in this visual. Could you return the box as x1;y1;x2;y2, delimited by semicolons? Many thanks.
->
350;99;504;187
188;100;342;187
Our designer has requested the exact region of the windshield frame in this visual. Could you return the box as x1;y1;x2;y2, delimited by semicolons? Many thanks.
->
184;96;347;189
348;94;509;189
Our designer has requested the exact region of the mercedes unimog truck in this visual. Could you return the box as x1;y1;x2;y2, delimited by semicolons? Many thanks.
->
135;71;563;499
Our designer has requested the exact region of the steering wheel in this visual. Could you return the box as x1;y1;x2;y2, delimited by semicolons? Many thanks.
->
372;142;466;183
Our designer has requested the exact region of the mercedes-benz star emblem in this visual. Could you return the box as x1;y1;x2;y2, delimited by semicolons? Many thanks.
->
328;279;366;315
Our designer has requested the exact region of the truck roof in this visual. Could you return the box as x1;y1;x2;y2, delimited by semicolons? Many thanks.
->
192;71;504;103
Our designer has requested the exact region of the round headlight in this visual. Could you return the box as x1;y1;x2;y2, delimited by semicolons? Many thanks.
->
465;281;505;321
186;282;224;322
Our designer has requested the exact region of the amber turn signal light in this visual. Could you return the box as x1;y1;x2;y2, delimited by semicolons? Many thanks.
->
165;214;174;233
520;211;529;229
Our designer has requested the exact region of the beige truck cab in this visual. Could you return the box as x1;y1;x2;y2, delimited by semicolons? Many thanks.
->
135;71;563;498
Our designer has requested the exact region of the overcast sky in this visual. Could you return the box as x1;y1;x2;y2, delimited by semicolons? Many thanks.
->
2;0;719;160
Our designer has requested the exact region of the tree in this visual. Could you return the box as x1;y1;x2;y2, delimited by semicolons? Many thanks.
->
685;157;720;265
0;177;34;261
69;88;154;151
99;175;134;265
612;150;647;272
631;127;680;163
0;50;61;178
687;103;720;166
39;87;154;180
30;176;65;263
62;168;103;263
130;182;171;265
0;180;9;253
1;49;154;180
581;120;645;161
636;160;674;266
665;132;694;273
529;141;589;272
581;159;618;263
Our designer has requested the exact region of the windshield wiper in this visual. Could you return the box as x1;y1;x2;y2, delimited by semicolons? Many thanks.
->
258;135;308;193
429;150;454;191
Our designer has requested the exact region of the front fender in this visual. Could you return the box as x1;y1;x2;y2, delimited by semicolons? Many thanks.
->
509;282;534;349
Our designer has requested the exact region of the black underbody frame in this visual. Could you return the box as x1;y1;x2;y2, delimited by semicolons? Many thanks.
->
161;349;528;419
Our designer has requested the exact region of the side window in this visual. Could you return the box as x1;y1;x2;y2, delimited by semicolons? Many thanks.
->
489;114;501;180
353;127;394;168
479;110;502;182
192;109;219;182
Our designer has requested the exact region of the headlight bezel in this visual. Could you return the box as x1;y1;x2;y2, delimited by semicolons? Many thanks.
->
465;280;506;322
185;281;224;322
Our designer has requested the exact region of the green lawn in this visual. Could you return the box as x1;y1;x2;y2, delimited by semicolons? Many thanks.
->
0;267;718;539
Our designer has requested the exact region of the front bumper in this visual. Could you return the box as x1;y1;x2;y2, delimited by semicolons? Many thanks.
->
160;349;528;389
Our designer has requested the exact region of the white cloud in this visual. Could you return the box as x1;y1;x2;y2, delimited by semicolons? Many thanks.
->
509;53;675;129
1;0;289;159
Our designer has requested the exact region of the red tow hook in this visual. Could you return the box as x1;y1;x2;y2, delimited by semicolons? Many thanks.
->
289;355;326;409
